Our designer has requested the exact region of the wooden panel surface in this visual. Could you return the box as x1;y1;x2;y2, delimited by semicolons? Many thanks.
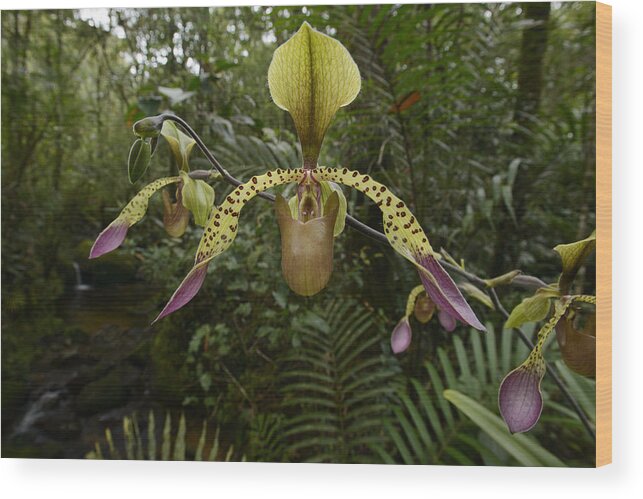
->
595;1;612;468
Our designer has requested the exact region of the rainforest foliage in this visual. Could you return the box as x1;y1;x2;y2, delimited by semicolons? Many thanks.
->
2;3;596;465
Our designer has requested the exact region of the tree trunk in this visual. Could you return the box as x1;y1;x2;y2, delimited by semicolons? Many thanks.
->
490;2;550;276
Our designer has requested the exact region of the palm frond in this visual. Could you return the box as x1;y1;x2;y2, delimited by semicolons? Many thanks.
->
86;411;239;461
279;299;402;463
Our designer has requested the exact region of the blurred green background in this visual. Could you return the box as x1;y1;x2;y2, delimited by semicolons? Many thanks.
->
2;3;596;464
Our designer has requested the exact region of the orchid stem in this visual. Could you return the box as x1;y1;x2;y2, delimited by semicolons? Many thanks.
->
160;113;595;440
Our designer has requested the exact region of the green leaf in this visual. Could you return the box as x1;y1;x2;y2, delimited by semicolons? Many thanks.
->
505;289;556;329
268;22;361;167
161;120;196;171
127;138;152;183
554;232;596;293
180;171;214;226
443;389;565;467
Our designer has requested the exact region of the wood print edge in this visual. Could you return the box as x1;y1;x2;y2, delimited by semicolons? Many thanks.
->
595;0;612;468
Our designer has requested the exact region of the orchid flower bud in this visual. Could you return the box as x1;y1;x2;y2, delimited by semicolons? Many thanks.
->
391;318;412;354
132;115;164;138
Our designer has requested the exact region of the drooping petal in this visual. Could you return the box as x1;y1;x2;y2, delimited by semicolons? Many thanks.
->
498;365;544;434
89;176;181;258
391;318;412;354
417;254;485;331
195;169;303;264
275;191;339;296
156;169;303;320
89;219;129;259
313;167;484;331
153;263;209;323
438;309;457;332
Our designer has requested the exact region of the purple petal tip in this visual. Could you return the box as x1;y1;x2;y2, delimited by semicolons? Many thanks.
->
391;318;412;354
498;366;543;433
416;255;486;332
152;263;209;323
89;220;129;259
438;310;457;332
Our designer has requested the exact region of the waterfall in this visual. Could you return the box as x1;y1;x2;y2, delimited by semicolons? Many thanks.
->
72;262;91;291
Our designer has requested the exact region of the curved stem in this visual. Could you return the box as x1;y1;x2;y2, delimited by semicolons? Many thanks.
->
159;113;595;439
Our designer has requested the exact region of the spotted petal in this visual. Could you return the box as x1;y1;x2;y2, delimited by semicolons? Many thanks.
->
89;176;180;259
313;167;485;331
155;169;303;321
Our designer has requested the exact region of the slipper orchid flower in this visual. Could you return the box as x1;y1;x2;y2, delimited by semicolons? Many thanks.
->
498;233;596;433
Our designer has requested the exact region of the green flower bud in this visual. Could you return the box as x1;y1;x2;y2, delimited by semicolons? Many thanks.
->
128;138;152;184
132;115;164;138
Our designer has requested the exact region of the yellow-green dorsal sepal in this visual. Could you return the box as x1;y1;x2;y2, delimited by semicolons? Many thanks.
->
268;22;361;168
554;231;596;294
161;120;196;172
